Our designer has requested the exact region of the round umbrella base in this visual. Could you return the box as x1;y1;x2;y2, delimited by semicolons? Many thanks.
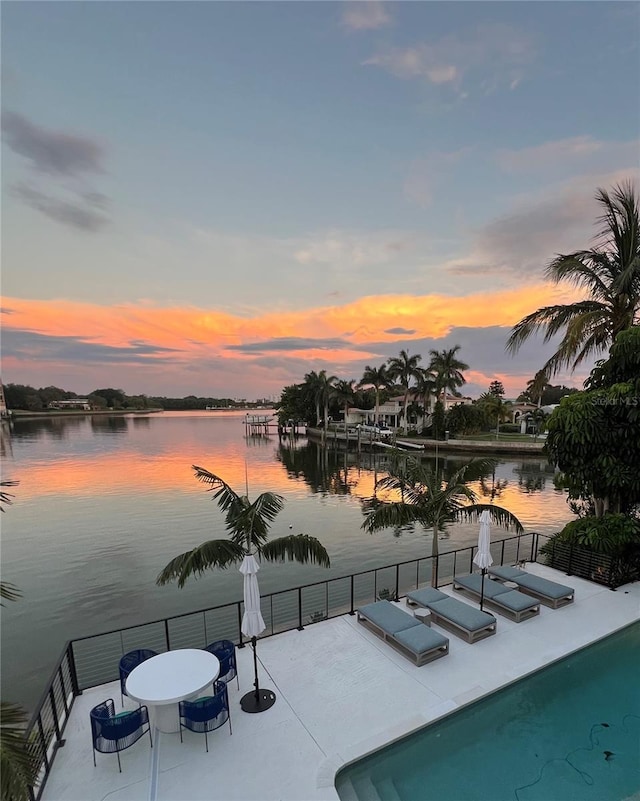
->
240;689;276;713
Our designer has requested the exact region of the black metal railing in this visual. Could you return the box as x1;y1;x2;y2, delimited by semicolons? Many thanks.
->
23;531;541;800
536;533;640;589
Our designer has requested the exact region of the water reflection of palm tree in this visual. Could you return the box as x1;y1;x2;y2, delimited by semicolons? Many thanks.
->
479;465;509;501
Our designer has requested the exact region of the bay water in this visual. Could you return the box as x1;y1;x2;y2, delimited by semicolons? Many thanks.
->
0;411;573;711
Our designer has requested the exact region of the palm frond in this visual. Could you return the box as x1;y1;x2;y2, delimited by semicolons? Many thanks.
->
156;540;245;587
0;479;19;512
0;582;22;606
362;501;434;533
546;253;612;300
454;503;524;533
230;492;285;547
261;534;330;567
192;466;241;509
0;701;38;801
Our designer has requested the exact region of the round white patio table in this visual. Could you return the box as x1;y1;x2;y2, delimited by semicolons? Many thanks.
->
126;649;220;734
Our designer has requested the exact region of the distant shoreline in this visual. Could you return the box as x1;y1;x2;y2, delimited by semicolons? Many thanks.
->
6;407;274;421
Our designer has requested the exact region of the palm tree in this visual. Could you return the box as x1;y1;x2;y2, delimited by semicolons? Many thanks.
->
478;393;512;439
359;364;392;426
1;702;38;801
303;371;323;426
157;467;330;589
526;369;550;408
332;379;355;430
362;458;523;586
429;346;469;410
415;368;438;429
506;182;640;376
387;350;422;434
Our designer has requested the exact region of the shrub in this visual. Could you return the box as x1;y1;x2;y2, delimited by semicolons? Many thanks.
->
555;514;640;555
498;423;521;434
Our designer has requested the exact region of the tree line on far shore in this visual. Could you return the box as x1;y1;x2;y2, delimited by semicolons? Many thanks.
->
2;385;272;413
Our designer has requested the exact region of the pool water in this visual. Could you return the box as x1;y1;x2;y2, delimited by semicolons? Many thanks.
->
336;623;640;801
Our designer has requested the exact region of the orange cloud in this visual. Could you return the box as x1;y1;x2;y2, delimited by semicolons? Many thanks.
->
2;282;584;363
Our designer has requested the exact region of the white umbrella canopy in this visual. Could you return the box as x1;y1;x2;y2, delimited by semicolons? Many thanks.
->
473;510;494;570
473;510;493;612
239;554;266;638
238;553;276;713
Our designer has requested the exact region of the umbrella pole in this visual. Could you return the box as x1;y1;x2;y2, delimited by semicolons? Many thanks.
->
252;636;260;700
480;568;486;612
240;636;277;714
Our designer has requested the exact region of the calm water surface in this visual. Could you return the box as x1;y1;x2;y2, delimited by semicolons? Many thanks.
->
1;411;573;710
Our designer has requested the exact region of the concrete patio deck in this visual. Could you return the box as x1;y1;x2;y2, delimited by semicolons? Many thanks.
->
41;564;640;801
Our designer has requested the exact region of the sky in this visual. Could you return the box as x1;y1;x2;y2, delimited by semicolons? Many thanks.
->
1;1;639;401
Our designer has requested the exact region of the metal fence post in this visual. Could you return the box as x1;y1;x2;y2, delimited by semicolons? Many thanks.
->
48;687;62;744
68;644;80;697
349;575;355;615
567;544;574;576
395;564;400;600
434;555;439;589
164;619;171;651
238;602;245;647
297;588;304;630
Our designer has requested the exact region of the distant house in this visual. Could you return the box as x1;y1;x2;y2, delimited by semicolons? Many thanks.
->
48;399;92;411
509;402;538;424
345;392;472;431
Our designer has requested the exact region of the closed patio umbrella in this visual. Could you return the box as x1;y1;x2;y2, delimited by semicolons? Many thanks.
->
239;554;276;713
473;510;493;612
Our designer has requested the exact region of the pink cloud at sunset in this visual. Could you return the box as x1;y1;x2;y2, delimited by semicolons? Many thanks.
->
2;282;582;356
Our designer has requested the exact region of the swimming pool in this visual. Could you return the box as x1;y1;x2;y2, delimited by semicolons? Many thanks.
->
336;622;640;801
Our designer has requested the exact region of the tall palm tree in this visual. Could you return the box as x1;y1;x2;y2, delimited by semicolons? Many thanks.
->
387;350;422;434
362;458;523;586
429;346;469;410
359;364;392;426
526;369;550;408
506;182;640;376
157;467;330;589
332;379;355;430
303;371;323;426
415;368;438;429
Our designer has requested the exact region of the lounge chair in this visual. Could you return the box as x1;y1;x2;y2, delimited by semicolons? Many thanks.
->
405;587;497;643
356;600;449;666
488;566;574;609
452;573;540;623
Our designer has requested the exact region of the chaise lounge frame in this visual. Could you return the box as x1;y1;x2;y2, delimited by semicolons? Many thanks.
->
488;566;575;609
356;602;449;666
405;589;497;644
452;574;540;623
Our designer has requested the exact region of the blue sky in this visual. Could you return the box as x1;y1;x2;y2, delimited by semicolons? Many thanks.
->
2;1;638;398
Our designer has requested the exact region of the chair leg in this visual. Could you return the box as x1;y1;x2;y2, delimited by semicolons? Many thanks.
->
179;726;183;744
116;751;122;773
93;748;96;767
204;729;208;753
148;726;153;749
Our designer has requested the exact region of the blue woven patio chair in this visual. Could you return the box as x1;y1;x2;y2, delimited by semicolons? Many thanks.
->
90;699;152;772
179;680;232;752
119;649;158;706
204;639;239;689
